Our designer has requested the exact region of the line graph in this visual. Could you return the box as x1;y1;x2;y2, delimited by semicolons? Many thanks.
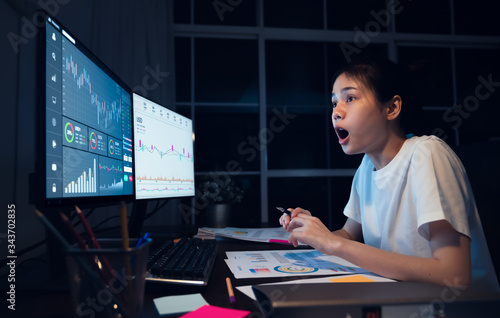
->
135;185;195;193
98;156;125;196
133;94;194;199
136;140;193;162
136;174;194;182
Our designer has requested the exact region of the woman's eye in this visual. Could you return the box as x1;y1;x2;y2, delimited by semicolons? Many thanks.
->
347;96;355;103
332;101;337;108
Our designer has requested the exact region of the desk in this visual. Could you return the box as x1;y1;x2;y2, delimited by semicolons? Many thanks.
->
10;239;500;317
9;239;297;317
142;239;301;317
144;239;500;318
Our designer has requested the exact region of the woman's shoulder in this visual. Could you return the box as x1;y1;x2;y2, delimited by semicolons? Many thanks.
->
406;135;454;155
408;134;445;146
406;135;464;169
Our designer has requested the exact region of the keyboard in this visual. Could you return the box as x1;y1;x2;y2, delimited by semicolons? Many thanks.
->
146;237;217;285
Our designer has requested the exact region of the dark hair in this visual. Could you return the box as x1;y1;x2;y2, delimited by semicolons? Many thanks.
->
332;55;424;135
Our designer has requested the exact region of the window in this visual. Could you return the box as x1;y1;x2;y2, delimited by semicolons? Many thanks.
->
264;0;324;29
174;0;500;224
194;0;256;26
455;48;500;144
395;0;451;34
175;37;191;102
194;38;258;103
326;0;387;31
194;106;260;172
454;0;500;36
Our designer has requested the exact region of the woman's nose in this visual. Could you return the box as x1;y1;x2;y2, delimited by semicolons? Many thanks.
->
332;107;343;121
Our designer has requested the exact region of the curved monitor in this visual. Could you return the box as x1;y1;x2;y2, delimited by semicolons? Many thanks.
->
40;14;134;207
132;93;195;200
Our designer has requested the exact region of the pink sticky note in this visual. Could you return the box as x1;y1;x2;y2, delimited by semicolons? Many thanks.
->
179;305;250;318
268;239;292;245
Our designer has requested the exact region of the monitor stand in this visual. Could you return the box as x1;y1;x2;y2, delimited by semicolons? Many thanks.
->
128;200;148;238
128;200;198;241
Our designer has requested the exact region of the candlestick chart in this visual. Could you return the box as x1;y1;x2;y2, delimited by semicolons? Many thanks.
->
133;94;194;199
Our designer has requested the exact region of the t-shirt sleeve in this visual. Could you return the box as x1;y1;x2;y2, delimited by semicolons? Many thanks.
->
410;138;472;241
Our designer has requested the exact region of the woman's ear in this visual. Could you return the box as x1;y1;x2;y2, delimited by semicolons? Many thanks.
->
386;95;402;121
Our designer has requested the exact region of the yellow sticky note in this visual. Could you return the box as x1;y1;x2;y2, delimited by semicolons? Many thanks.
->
329;275;376;283
180;305;250;318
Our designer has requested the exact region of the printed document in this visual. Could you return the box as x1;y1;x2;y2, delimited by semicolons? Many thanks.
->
225;249;370;279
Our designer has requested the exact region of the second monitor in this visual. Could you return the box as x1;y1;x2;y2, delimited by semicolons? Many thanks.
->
132;93;195;200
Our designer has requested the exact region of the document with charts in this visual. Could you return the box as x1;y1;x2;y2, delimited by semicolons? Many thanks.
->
199;227;306;245
225;249;371;279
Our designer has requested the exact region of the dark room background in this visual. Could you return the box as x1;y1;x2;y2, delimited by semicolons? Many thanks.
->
2;0;500;279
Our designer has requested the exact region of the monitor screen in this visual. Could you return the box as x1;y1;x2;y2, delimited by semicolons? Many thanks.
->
43;15;134;206
133;93;195;200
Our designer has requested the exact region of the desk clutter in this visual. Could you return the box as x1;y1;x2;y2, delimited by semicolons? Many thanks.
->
153;293;249;317
36;210;498;318
35;206;153;318
168;227;500;317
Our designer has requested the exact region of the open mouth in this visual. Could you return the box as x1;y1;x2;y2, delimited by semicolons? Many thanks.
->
336;127;349;140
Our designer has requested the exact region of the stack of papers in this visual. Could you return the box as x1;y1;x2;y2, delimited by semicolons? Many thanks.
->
198;227;305;245
194;227;217;239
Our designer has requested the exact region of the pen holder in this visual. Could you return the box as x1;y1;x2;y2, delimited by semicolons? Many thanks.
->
65;238;152;318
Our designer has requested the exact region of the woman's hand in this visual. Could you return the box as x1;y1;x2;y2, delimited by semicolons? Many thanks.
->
279;207;311;231
287;213;342;254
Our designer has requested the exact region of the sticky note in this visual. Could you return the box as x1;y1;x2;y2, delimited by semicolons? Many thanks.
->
153;293;208;316
329;274;376;283
179;305;250;318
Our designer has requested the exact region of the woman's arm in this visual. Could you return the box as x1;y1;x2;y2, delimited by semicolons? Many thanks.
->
288;215;471;288
332;217;362;241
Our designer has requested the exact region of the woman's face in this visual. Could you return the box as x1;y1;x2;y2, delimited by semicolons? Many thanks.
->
331;73;390;156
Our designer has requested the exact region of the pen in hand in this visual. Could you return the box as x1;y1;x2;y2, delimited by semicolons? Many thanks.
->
276;207;291;217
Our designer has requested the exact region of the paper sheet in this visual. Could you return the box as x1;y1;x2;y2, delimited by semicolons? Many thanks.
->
225;249;370;279
153;293;208;316
236;274;396;300
199;227;305;245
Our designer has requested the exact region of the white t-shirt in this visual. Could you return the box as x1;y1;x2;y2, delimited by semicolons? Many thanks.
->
344;135;499;292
